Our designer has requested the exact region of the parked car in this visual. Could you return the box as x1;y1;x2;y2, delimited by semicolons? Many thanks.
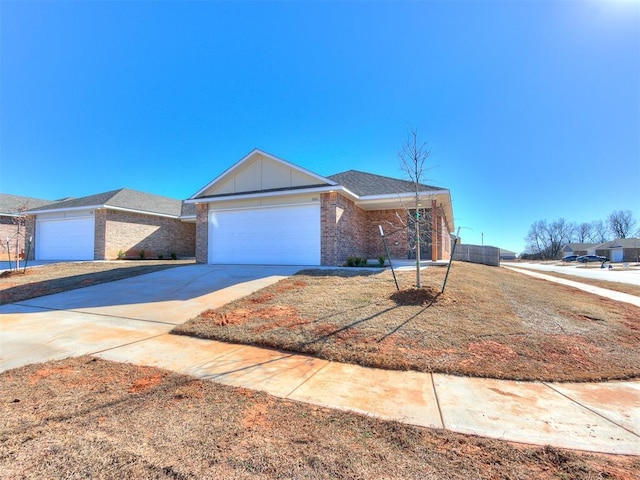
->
576;255;609;263
562;255;579;262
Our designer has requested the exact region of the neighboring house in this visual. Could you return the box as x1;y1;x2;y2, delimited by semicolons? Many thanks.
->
499;249;517;260
0;194;53;261
560;243;598;259
590;238;640;263
26;188;195;261
187;149;454;266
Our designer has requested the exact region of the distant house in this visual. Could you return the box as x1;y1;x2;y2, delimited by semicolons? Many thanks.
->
26;189;196;261
560;242;598;259
499;249;517;260
0;194;53;261
590;238;640;263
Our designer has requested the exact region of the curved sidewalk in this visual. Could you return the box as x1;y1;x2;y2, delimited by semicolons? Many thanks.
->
94;333;640;455
2;264;639;456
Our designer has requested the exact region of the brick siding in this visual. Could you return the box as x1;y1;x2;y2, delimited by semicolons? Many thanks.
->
335;195;368;264
622;248;640;263
0;215;35;261
100;209;195;260
596;248;640;263
320;193;411;265
0;216;20;260
363;209;408;259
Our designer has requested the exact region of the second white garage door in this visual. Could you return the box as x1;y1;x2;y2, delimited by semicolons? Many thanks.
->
209;204;320;265
36;216;95;260
610;249;623;263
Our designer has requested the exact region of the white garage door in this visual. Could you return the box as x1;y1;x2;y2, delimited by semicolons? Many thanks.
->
36;216;95;260
611;249;623;263
209;204;320;265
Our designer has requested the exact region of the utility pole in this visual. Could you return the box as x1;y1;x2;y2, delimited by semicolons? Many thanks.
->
415;209;421;288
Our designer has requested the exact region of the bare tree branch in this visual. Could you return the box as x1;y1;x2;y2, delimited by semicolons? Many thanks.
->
608;210;637;239
398;128;433;288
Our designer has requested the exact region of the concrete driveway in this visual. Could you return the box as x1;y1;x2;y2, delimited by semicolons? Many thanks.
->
0;264;301;372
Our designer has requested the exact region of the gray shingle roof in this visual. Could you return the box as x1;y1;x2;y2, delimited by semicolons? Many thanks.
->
27;188;185;217
327;170;445;196
563;242;598;251
181;202;196;217
596;238;640;249
0;194;53;215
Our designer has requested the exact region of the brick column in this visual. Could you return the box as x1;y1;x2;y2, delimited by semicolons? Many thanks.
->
320;192;338;266
431;199;438;261
94;209;107;260
25;216;36;260
437;213;443;260
195;203;209;264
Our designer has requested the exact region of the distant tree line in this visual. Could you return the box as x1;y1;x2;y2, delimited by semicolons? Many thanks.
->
522;210;639;259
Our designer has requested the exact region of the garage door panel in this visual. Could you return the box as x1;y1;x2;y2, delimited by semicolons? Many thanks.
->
36;217;94;260
209;204;320;265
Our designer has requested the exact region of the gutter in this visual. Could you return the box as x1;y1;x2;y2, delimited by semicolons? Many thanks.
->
28;204;181;220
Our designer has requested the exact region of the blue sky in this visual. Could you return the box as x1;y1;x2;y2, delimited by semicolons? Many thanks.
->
1;0;638;254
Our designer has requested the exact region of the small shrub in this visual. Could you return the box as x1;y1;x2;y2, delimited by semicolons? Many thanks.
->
157;254;164;259
378;255;385;267
170;252;177;260
346;256;368;267
139;249;146;259
116;250;125;260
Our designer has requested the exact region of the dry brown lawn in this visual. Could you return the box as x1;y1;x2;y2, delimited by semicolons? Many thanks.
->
2;356;638;480
174;262;640;382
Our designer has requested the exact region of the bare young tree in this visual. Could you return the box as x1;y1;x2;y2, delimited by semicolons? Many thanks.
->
524;218;573;259
398;129;432;288
4;202;30;270
608;210;637;239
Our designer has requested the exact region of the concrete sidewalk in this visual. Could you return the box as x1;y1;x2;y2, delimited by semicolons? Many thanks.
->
504;265;640;307
95;333;640;455
1;265;639;455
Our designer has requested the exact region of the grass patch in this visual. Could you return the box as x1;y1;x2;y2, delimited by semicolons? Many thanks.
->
173;262;640;382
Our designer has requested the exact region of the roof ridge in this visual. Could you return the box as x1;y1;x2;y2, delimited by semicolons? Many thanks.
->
110;187;181;201
328;169;445;193
329;169;401;179
103;188;126;202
